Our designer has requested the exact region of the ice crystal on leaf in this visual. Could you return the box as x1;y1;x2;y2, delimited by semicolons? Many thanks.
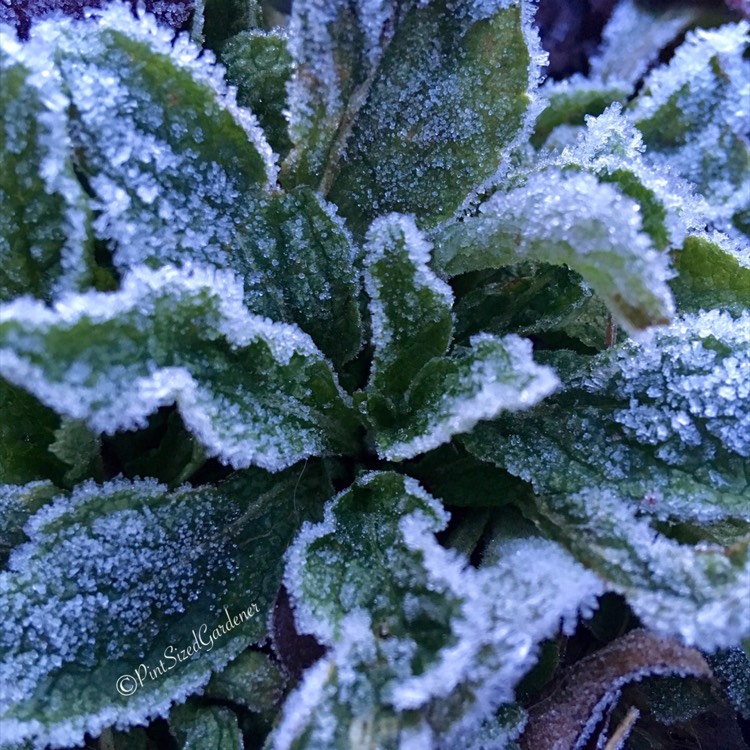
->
0;265;359;472
1;1;750;748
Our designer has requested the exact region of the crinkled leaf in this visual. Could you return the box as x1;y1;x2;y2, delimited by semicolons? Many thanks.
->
374;333;559;462
274;472;601;748
465;312;750;649
0;265;359;473
0;29;93;303
220;30;293;157
671;232;750;314
632;22;750;226
0;464;330;749
432;169;676;332
708;647;750;719
363;215;558;461
170;702;242;750
327;0;542;232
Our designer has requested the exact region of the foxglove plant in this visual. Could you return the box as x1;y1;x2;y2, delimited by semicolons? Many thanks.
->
0;0;749;748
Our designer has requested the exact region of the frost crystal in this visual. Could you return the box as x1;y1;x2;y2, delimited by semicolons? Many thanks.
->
0;265;359;472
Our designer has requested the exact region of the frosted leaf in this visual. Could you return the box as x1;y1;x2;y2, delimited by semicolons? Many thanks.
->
374;333;559;461
0;482;55;568
432;169;676;332
708;647;750;719
220;29;293;157
48;417;103;486
467;310;750;522
0;265;360;473
521;630;711;750
0;28;94;303
632;22;750;227
554;105;707;250
589;0;700;89
327;0;544;232
363;215;557;461
533;76;630;149
283;0;416;186
275;472;601;748
0;465;331;749
671;231;750;314
364;213;454;403
170;702;242;750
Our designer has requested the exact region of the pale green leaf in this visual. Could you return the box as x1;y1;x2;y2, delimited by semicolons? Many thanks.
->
48;418;103;487
0;265;359;473
0;463;330;748
432;168;676;332
0;482;56;568
0;30;93;303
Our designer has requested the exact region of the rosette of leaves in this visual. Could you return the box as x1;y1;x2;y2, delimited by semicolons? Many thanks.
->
1;1;749;749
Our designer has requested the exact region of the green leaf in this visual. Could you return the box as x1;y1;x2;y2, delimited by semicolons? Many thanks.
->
632;22;750;226
364;213;454;404
170;702;242;750
0;29;94;303
0;482;56;568
275;471;601;748
0;463;330;748
0;265;360;473
326;0;540;232
202;0;262;52
0;378;67;486
671;232;750;314
363;215;558;461
48;418;104;487
464;311;750;649
220;30;293;157
374;333;559;462
39;6;276;274
432;168;676;332
205;650;286;717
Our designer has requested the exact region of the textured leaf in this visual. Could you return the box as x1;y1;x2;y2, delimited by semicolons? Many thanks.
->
170;702;242;750
708;647;750;719
0;29;93;303
632;22;750;226
671;232;750;314
363;215;558;461
274;472;601;748
432;169;676;332
0;464;330;748
327;0;543;232
220;30;293;157
465;311;750;649
48;418;103;487
0;265;359;472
